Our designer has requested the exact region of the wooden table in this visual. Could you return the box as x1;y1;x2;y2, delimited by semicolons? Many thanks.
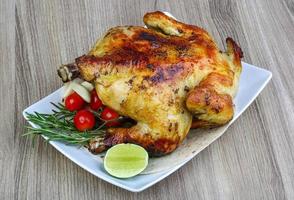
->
1;0;294;199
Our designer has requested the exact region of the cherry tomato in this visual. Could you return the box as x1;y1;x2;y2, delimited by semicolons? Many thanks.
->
90;90;102;110
74;110;96;131
65;92;85;111
101;107;120;127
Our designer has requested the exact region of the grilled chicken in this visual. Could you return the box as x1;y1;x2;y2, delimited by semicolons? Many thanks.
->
58;11;243;156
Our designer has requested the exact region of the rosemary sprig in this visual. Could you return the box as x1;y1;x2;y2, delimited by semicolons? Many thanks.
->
24;127;104;145
49;102;76;119
24;103;105;145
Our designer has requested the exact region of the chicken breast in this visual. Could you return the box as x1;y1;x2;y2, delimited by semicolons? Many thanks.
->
58;11;243;156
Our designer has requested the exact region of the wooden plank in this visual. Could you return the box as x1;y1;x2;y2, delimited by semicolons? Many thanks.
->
0;0;15;199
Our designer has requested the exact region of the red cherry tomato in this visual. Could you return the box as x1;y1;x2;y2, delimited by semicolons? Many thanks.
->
65;92;85;111
90;90;102;110
101;107;120;127
74;110;96;131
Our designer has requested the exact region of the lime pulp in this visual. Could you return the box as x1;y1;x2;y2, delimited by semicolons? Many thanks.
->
104;143;149;178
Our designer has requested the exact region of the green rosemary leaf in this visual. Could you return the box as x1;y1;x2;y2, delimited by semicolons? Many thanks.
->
24;102;105;145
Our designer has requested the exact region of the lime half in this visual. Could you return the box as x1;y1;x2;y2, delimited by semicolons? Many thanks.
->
104;143;149;178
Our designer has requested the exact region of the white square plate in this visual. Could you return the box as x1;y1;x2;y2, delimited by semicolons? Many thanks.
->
22;10;272;193
23;61;271;192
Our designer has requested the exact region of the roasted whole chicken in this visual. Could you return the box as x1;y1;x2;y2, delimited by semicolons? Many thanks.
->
58;11;243;156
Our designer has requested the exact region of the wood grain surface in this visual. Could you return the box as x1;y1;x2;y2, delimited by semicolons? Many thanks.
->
1;0;294;199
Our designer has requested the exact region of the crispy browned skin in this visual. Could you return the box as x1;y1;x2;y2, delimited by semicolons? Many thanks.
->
71;11;242;156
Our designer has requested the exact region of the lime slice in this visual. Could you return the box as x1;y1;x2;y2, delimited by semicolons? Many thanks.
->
104;143;149;178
